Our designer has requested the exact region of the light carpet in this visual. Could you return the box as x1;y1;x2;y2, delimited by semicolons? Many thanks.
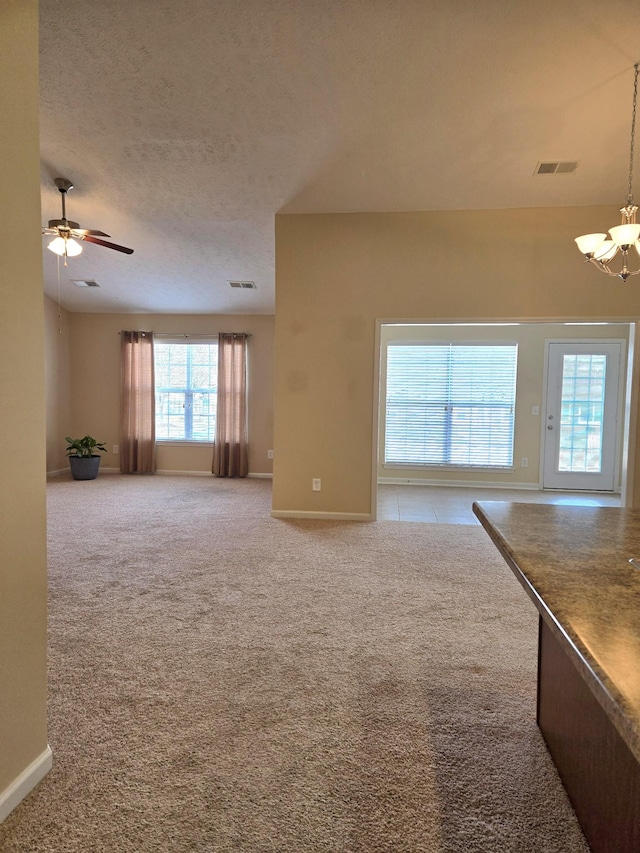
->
0;475;588;852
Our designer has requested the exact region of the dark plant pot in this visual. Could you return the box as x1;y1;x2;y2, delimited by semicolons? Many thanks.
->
69;455;102;481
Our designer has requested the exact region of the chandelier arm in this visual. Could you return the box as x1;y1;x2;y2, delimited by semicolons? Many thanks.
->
589;259;620;276
588;254;640;278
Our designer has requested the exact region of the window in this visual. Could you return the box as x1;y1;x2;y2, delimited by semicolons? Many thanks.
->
384;343;518;468
558;353;607;473
154;340;218;441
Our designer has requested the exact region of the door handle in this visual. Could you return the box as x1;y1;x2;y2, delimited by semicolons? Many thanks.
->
547;425;553;430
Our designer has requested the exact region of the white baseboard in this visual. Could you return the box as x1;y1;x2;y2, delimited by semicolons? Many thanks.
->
48;468;273;479
47;467;121;477
156;469;212;476
378;477;540;490
46;468;67;478
48;467;122;477
0;746;52;823
271;510;373;521
155;470;272;478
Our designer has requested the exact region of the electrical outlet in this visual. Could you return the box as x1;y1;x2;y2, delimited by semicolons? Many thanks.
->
267;449;273;459
521;457;529;468
113;444;119;454
312;478;321;492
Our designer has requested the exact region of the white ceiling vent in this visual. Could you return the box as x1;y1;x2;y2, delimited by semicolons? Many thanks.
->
71;279;100;287
228;280;256;289
534;161;578;176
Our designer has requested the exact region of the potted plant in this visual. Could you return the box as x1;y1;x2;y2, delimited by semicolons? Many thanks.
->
65;435;107;480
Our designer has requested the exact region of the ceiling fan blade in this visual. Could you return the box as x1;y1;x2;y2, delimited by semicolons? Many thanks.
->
73;229;111;238
82;235;134;254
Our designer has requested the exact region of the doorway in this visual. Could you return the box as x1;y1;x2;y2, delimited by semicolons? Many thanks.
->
373;322;635;521
542;341;625;491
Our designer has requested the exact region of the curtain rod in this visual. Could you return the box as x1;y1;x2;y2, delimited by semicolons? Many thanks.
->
117;332;252;338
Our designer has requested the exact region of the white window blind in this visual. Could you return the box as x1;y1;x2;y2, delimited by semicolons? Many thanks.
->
385;343;518;468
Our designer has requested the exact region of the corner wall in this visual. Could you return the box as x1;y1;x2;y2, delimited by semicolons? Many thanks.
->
0;0;51;819
45;296;72;473
273;209;640;517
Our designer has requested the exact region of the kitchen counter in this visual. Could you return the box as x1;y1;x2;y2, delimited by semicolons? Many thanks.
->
473;501;640;853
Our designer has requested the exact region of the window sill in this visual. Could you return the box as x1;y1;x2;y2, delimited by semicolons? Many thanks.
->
383;463;515;473
156;440;214;447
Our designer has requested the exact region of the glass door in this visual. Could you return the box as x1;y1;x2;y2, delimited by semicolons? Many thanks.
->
542;342;623;491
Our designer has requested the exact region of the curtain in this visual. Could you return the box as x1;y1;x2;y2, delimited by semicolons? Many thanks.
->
212;333;249;477
120;331;156;474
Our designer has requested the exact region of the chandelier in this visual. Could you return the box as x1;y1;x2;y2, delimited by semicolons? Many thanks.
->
575;63;640;282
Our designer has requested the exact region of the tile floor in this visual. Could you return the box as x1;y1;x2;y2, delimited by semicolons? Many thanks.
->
377;484;621;525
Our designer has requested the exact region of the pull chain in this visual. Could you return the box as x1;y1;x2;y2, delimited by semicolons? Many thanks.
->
56;254;62;334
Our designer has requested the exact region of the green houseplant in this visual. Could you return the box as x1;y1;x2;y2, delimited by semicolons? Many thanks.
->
65;435;107;480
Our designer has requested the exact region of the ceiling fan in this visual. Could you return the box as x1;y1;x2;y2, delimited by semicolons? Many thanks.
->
43;177;134;262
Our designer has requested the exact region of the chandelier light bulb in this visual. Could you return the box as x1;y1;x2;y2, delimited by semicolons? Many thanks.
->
609;223;640;247
592;240;617;262
574;233;607;255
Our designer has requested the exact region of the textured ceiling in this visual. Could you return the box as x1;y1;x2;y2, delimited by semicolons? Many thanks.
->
39;0;640;314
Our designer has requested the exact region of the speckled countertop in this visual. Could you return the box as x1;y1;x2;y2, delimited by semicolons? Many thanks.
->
473;501;640;764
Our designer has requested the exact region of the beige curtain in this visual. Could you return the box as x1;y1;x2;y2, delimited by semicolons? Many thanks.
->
120;331;156;474
212;333;249;477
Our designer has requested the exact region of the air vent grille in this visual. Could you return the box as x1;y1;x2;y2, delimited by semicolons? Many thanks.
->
71;279;100;287
228;280;256;289
534;161;578;176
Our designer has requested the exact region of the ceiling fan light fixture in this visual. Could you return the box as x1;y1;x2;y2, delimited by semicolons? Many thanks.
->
48;235;83;257
47;236;66;255
65;238;83;257
43;177;134;258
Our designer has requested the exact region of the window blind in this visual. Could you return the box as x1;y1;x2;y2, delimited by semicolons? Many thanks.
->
385;343;518;468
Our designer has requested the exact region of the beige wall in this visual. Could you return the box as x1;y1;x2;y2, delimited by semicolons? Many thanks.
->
378;322;630;487
66;313;274;474
44;296;72;473
0;0;50;815
273;210;640;517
